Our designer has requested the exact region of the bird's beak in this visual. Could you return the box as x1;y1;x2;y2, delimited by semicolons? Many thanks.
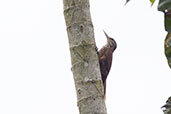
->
103;30;109;40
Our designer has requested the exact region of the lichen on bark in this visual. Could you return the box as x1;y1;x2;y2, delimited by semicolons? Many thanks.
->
63;0;107;113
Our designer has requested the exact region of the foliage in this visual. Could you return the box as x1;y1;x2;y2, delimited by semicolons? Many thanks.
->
165;10;171;32
125;0;130;5
157;0;171;113
162;97;171;114
150;0;155;6
125;0;156;5
158;0;171;68
165;32;171;68
125;0;171;113
158;0;171;12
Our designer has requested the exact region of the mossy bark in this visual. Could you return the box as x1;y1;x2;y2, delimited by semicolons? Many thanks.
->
63;0;107;113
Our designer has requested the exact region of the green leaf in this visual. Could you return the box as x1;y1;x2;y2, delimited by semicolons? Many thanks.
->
150;0;155;6
158;0;171;12
162;97;171;114
125;0;130;5
165;11;171;32
165;33;171;68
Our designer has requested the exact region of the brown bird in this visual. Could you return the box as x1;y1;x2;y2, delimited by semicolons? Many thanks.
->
98;30;117;99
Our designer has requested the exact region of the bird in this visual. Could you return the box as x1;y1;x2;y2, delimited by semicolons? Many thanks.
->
98;30;117;99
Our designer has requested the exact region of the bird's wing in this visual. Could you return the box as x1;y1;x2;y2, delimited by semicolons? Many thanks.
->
99;55;109;82
99;55;109;96
98;46;107;58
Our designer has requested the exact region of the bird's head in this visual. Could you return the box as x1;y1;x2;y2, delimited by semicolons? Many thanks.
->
103;30;117;52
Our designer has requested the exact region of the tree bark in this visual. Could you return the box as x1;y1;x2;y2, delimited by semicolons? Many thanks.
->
63;0;107;114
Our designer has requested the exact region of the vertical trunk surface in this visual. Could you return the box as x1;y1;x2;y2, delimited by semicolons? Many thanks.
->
63;0;107;114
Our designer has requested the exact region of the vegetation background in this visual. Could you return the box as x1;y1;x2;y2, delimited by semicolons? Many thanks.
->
0;0;170;114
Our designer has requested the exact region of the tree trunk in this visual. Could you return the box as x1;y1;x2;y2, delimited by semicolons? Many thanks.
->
63;0;107;113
